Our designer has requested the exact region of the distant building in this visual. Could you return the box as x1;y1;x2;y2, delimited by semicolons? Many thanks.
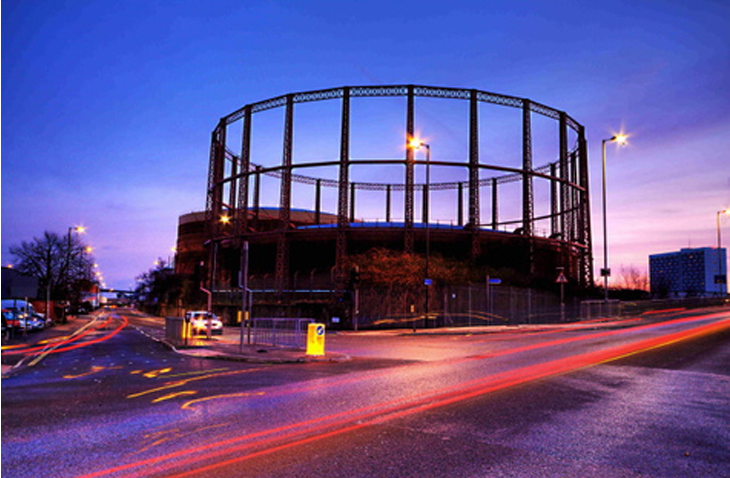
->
1;266;39;299
649;247;727;297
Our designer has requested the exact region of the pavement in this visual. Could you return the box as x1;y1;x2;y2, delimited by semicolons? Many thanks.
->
1;309;661;376
138;324;352;364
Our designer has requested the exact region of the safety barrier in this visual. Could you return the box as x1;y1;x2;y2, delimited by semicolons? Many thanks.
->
251;318;314;348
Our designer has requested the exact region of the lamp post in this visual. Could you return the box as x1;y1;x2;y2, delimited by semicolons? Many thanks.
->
600;135;627;303
63;226;86;323
716;209;729;295
409;138;431;327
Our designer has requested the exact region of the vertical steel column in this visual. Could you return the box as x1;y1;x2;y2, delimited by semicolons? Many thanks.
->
404;85;415;253
570;151;578;242
550;163;558;237
205;120;226;296
276;95;294;293
350;183;356;222
457;182;464;226
206;121;227;244
386;184;391;223
491;178;498;230
522;100;533;236
336;88;351;279
253;165;261;228
228;154;238;219
237;106;252;235
577;126;593;287
314;179;321;225
559;113;569;242
568;151;579;277
522;100;534;277
469;90;481;257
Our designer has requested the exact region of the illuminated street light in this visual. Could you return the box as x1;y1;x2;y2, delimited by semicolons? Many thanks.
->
61;225;86;323
408;138;432;327
601;134;628;303
220;214;231;225
716;209;729;295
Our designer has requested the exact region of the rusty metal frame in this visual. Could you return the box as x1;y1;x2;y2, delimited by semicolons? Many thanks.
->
206;85;593;291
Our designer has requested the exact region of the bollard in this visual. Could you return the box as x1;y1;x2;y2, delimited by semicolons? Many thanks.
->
306;323;325;356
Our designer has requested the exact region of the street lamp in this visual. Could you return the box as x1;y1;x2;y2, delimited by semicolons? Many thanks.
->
716;209;729;294
408;138;431;327
601;134;627;303
62;226;86;323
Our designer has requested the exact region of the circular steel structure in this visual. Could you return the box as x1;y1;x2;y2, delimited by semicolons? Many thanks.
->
205;85;592;289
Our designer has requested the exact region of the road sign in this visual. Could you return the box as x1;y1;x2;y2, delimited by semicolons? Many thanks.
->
556;272;568;284
488;278;502;285
424;278;432;286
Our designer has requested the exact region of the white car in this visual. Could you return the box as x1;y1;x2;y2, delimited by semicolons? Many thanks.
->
185;311;223;335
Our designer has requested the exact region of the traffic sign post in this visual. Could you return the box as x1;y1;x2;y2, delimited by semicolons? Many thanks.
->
486;276;500;323
306;323;325;356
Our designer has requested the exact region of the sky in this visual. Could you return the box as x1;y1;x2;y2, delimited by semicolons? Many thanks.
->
2;0;729;291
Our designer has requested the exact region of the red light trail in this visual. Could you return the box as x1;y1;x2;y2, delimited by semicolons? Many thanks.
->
3;314;128;363
76;312;729;478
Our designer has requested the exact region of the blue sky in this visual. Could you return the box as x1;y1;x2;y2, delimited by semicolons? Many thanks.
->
3;0;729;290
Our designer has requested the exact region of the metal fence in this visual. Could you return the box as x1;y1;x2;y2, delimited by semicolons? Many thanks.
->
250;318;314;348
354;284;584;328
579;300;621;321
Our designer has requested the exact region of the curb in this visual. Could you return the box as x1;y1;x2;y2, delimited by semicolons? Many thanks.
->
130;324;351;364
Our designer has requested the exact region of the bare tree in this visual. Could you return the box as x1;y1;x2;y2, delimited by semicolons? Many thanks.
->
9;231;97;304
618;265;649;291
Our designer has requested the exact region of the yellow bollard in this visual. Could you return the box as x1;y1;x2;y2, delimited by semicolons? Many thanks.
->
306;323;325;356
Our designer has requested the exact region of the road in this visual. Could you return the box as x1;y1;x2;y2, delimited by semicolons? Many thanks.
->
2;307;728;477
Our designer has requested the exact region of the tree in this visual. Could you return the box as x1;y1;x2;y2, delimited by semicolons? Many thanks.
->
135;259;188;315
341;248;479;324
9;231;97;306
618;265;649;292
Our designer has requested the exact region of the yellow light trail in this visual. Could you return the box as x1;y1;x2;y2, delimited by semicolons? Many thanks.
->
181;392;266;410
152;391;198;403
126;368;268;400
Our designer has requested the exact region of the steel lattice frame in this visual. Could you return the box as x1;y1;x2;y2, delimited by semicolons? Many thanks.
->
206;85;593;290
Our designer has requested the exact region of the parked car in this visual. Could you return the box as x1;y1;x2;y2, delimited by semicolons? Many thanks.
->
184;311;223;335
2;309;20;329
2;309;19;338
34;313;54;328
1;299;35;315
25;313;46;331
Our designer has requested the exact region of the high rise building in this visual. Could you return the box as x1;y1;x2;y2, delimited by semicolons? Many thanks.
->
649;247;727;297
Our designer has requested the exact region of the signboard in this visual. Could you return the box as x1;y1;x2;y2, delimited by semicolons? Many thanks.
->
424;278;432;286
556;272;568;284
488;278;502;285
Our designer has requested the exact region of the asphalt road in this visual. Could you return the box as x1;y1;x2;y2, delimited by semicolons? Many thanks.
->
2;308;728;478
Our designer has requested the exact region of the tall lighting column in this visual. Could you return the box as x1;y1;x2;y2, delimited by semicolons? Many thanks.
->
601;134;627;303
64;226;86;323
409;138;431;327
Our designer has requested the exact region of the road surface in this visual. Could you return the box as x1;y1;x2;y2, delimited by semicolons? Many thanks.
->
2;307;728;477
